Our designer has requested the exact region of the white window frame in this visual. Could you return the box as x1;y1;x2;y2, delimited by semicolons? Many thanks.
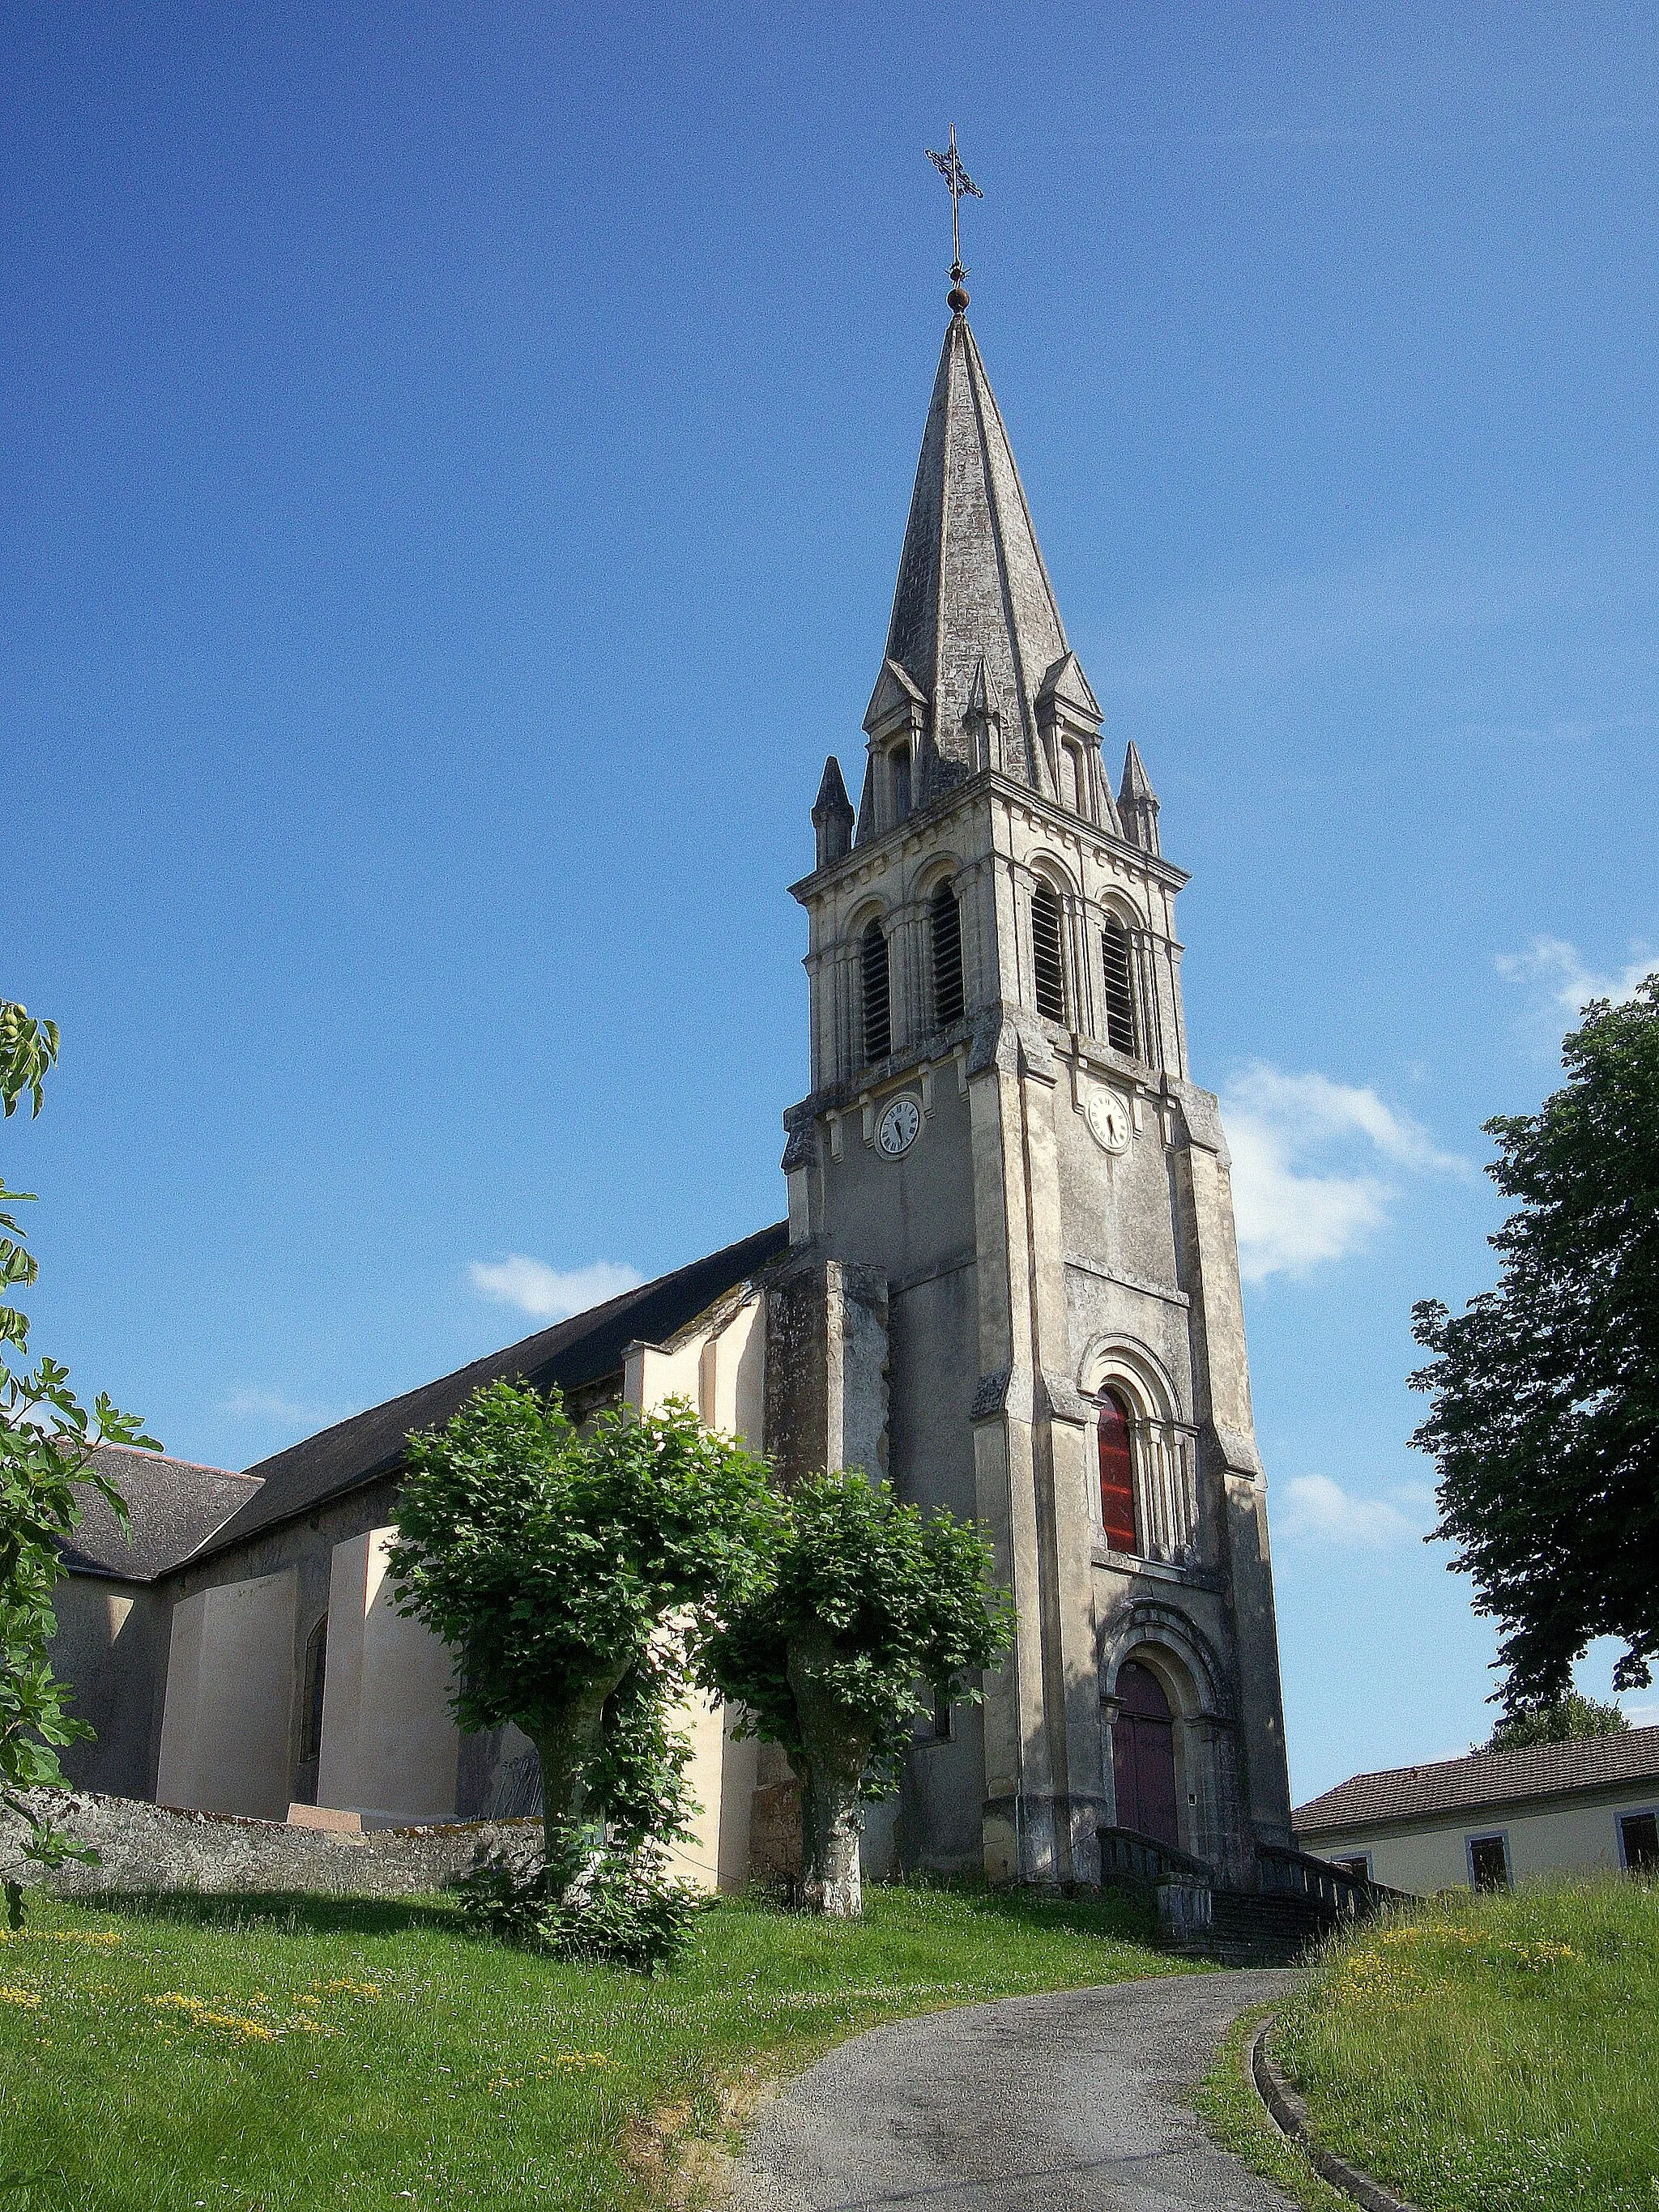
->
1616;1805;1659;1873
1465;1828;1511;1890
1329;1850;1373;1883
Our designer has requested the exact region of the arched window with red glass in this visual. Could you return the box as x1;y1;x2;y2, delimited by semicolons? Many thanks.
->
1098;1389;1139;1554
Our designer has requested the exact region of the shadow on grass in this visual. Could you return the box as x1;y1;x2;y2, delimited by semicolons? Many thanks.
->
77;1890;467;1940
860;1876;1166;1950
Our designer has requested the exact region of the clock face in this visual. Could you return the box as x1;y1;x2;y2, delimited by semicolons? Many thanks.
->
1085;1086;1132;1155
877;1096;922;1157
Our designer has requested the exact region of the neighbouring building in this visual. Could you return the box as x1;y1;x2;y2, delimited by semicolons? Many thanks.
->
52;264;1299;1898
1293;1728;1659;1893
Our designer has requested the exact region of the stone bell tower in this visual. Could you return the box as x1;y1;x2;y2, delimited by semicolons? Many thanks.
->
769;263;1295;1894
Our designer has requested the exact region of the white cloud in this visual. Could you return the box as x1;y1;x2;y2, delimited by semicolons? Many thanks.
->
1221;1062;1469;1281
223;1389;338;1431
1495;936;1657;1017
467;1255;642;1323
1277;1473;1432;1549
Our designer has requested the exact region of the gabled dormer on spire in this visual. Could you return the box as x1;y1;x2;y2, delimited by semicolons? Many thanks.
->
857;311;1111;835
1117;741;1161;855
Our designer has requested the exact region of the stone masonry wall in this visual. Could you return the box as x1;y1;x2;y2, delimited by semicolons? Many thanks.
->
6;1789;541;1900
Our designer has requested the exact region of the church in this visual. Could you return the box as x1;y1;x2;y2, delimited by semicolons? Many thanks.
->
51;263;1296;1899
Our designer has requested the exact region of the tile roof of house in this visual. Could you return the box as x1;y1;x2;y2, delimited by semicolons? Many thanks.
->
186;1220;790;1569
1293;1724;1659;1836
62;1443;262;1583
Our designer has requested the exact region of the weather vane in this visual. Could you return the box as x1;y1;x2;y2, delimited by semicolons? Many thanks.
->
926;124;982;311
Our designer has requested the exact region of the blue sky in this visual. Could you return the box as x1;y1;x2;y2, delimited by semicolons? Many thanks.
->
6;4;1657;1799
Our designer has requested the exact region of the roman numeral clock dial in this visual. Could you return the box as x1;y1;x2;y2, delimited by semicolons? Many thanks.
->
877;1096;921;1157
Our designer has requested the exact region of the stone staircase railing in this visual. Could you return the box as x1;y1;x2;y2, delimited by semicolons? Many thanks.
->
1257;1841;1410;1919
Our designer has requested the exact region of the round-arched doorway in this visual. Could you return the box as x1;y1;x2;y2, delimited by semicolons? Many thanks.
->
1111;1659;1179;1848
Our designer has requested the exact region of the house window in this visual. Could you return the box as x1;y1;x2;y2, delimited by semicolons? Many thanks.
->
933;1686;953;1741
1031;883;1066;1022
890;744;912;823
1619;1810;1659;1873
1098;1389;1139;1554
931;880;964;1027
1101;917;1137;1055
1467;1832;1510;1890
861;920;891;1064
1331;1853;1372;1883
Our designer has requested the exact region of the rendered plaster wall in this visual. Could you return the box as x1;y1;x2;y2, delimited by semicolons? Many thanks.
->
316;1529;459;1823
50;1578;171;1801
156;1568;299;1820
626;1295;769;1891
156;1471;403;1812
1307;1789;1659;1894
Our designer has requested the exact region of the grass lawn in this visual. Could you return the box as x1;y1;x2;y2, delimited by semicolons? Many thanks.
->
0;1882;1188;2212
1265;1876;1659;2212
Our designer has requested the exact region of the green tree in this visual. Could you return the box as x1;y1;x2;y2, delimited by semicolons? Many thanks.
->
0;1004;156;1924
386;1381;777;1879
1482;1690;1630;1754
1412;974;1659;1714
702;1468;1015;1918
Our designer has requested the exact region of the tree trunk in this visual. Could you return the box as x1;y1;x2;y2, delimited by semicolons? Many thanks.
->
800;1767;864;1917
787;1631;872;1917
530;1656;632;1887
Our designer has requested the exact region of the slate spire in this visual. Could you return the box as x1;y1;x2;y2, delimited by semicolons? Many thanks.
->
864;313;1103;814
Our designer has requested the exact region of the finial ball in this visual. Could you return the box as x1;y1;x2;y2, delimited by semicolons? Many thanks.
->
948;280;970;313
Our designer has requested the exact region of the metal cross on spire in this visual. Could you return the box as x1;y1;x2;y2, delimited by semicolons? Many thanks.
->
926;124;983;310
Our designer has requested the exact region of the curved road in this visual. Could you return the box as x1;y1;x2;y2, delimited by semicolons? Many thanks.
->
732;1969;1304;2212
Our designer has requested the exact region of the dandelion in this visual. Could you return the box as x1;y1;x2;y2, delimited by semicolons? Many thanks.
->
0;1988;41;2009
326;1979;381;2000
0;1929;121;1946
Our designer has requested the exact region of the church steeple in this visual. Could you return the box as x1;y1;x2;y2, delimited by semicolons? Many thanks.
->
860;313;1108;827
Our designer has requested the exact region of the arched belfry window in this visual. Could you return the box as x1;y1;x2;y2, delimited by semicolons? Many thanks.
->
1101;916;1137;1056
930;880;964;1028
1031;882;1066;1023
1098;1390;1139;1554
861;919;891;1064
889;744;912;825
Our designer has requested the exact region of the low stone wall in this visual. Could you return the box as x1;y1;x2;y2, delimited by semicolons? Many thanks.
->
6;1789;542;1899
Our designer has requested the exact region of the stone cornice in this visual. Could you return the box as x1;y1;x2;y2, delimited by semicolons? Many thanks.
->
788;767;1189;906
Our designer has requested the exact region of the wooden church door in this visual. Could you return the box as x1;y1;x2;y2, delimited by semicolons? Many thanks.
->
1111;1660;1179;1848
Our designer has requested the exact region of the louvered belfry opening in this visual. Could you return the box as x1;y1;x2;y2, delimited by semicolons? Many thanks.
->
1031;882;1066;1022
1101;915;1137;1055
930;880;964;1027
1098;1390;1140;1554
861;919;891;1064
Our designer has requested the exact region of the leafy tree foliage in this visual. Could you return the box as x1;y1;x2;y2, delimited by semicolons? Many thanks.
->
1483;1691;1629;1754
387;1381;777;1878
702;1468;1015;1917
1;1005;155;1923
1413;975;1659;1712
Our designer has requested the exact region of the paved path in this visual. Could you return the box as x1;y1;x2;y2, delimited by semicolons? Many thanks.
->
731;1969;1304;2212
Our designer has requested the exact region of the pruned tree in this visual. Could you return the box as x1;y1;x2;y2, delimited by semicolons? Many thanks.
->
387;1381;777;1879
702;1468;1015;1917
1413;974;1659;1714
0;1004;155;1923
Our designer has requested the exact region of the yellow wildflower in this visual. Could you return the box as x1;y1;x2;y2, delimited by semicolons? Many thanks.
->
0;1988;41;2009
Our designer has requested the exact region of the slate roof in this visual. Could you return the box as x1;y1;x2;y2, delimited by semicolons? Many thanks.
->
1293;1724;1659;1837
877;313;1083;785
189;1221;790;1568
62;1444;262;1583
